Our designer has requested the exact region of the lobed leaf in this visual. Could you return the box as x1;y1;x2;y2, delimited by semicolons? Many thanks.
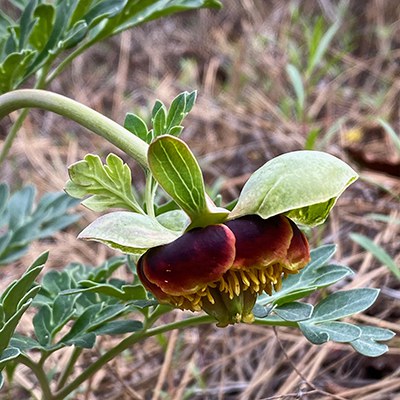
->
350;326;395;357
299;321;361;344
0;185;79;265
65;153;143;213
230;151;358;226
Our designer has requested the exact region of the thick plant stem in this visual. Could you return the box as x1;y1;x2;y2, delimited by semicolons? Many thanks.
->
0;89;149;169
17;355;53;400
53;315;215;400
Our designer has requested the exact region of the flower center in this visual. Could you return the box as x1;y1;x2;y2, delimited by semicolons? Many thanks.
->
163;263;296;312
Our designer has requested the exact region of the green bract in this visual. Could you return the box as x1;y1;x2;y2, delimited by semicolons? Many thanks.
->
230;150;358;226
75;135;358;253
148;135;230;229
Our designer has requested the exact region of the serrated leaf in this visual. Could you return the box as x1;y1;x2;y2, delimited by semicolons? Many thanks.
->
230;151;358;226
148;135;229;228
299;321;361;344
274;302;313;322
93;320;143;335
124;113;149;142
65;153;143;213
0;186;79;265
350;326;395;357
311;289;379;322
79;211;179;254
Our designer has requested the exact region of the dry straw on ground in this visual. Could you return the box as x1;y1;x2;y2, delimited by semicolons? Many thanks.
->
1;0;399;399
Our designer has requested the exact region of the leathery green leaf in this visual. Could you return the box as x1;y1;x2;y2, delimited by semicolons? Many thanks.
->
230;151;358;226
78;211;179;255
148;135;229;229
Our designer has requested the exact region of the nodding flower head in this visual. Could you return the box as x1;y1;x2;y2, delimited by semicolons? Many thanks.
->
137;215;310;327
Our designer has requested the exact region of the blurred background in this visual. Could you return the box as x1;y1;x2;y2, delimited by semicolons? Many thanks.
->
1;0;400;398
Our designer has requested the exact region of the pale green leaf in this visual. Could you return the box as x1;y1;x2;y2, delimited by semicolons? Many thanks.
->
311;288;379;322
65;153;143;213
157;210;189;232
274;302;313;322
300;321;361;344
230;151;358;226
350;326;395;357
78;211;179;255
148;135;229;229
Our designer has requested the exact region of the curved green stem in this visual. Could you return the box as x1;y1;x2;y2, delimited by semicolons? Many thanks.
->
55;347;83;391
17;354;53;400
253;318;298;327
53;315;214;400
0;89;149;168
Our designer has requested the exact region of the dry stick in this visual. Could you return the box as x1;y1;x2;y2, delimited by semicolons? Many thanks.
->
239;336;307;399
151;317;181;400
338;377;400;399
174;353;197;400
272;327;347;400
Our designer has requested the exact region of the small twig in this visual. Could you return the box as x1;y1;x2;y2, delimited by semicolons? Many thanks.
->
272;327;347;400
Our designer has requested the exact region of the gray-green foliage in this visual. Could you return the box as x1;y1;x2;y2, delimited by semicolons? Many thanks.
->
0;183;80;265
0;252;47;387
0;1;221;93
12;256;146;352
255;245;394;356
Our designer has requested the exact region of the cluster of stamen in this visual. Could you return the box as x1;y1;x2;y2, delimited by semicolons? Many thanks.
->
165;264;299;312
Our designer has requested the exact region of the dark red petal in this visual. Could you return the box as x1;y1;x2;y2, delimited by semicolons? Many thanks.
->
138;224;236;296
225;215;294;269
286;218;310;267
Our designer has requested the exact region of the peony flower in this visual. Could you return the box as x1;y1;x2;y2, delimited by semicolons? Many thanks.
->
137;214;310;327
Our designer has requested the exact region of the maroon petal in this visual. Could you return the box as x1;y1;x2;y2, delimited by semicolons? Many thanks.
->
286;218;310;270
225;215;294;269
137;224;236;296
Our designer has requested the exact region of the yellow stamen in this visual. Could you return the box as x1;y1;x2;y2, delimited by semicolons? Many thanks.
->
163;263;302;312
